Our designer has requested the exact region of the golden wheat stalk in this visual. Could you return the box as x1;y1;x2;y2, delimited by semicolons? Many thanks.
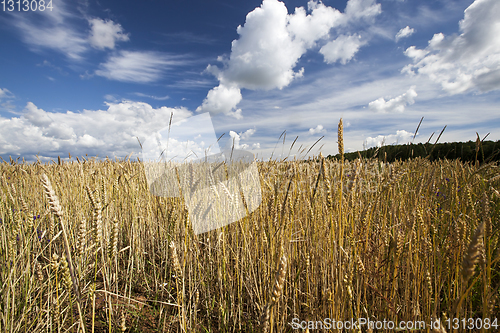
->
462;222;485;282
170;240;182;278
41;174;86;333
260;253;287;333
338;118;344;158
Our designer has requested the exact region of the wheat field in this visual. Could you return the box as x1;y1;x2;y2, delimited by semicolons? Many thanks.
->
1;122;499;332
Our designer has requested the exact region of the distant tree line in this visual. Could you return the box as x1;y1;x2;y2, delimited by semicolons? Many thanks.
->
327;140;500;164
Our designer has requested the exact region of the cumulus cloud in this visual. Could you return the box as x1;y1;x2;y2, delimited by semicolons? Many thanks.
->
403;46;427;61
240;128;256;140
197;0;381;117
24;102;53;127
228;131;248;149
320;34;363;64
368;86;417;113
88;18;129;50
212;0;312;92
402;0;500;94
95;51;188;83
0;101;192;161
309;124;326;134
364;130;414;148
225;128;259;150
395;26;414;41
196;84;243;119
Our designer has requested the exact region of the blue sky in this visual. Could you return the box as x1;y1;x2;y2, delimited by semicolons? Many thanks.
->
0;0;499;162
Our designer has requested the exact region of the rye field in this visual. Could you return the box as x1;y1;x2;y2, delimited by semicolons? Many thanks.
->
1;129;500;332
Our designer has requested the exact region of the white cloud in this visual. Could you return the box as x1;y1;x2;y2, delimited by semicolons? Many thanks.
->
344;0;381;22
198;0;381;117
227;131;248;149
0;88;14;100
368;86;417;113
364;130;414;148
309;124;326;134
287;1;343;49
225;128;259;150
10;1;133;60
0;101;192;160
403;46;428;61
228;109;243;120
217;0;309;91
23;102;53;127
77;134;103;148
13;8;88;60
240;128;256;140
196;84;243;118
133;93;170;101
395;26;414;41
95;51;187;83
88;18;129;50
0;88;15;112
167;78;215;89
320;34;362;64
104;94;118;102
403;0;500;94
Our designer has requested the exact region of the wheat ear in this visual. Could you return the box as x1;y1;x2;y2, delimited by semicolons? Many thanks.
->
169;241;182;278
260;253;287;333
454;221;486;315
41;174;86;333
462;222;485;282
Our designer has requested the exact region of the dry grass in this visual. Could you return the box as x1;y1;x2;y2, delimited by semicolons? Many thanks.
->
1;125;500;332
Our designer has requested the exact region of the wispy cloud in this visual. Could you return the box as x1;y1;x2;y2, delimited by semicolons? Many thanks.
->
0;88;14;100
132;93;170;101
161;31;218;45
343;0;381;23
0;88;16;113
9;0;131;61
167;78;217;89
12;4;89;60
104;94;118;102
95;51;190;83
36;60;68;75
